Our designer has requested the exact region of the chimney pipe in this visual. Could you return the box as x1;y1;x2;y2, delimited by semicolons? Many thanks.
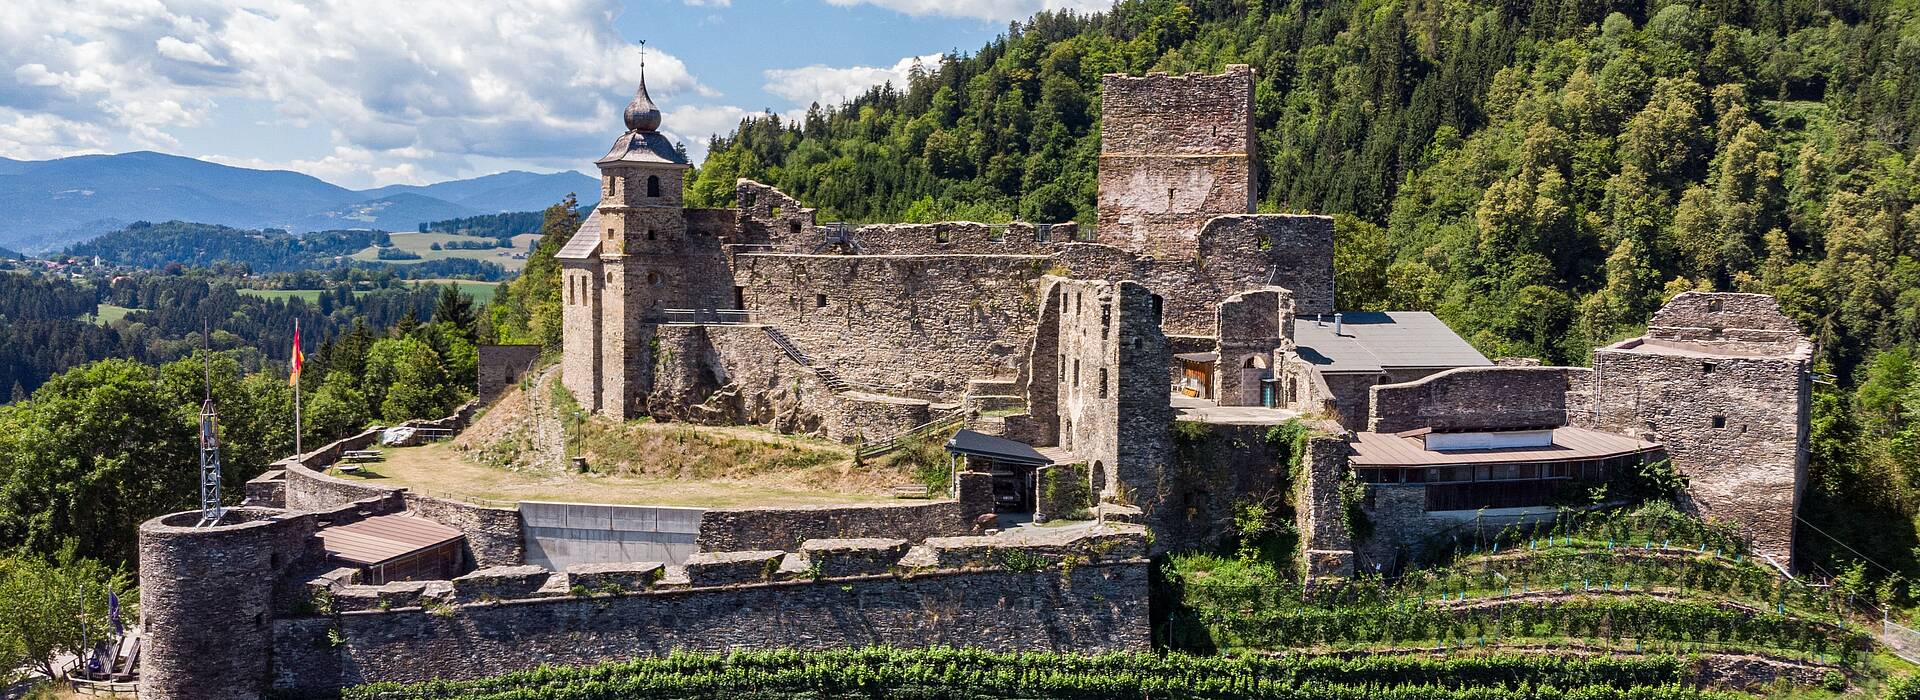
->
1334;313;1343;336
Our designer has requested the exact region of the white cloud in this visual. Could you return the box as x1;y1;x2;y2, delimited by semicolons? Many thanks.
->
684;0;730;5
0;0;733;186
155;36;225;67
763;53;939;110
822;0;1114;21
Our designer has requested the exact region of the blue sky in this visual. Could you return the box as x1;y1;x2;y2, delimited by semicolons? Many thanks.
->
0;0;1113;189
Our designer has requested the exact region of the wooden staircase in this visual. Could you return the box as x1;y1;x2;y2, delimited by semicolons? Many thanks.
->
763;326;852;393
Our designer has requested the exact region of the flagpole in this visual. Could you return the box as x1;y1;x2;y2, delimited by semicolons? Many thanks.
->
294;319;303;456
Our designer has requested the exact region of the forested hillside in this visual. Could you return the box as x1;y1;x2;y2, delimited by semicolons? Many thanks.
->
68;221;387;271
688;0;1920;580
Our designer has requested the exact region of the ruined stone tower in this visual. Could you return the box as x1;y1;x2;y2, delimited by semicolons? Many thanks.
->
1584;292;1814;568
1096;65;1258;261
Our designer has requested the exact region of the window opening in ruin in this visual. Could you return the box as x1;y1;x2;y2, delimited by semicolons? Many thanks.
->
606;270;615;283
1060;292;1068;314
568;278;576;304
772;205;784;218
1244;356;1257;368
647;271;662;287
734;286;746;310
1074;359;1081;387
1101;303;1112;339
646;175;661;198
936;230;951;244
1712;415;1727;429
647;229;657;241
1059;354;1067;383
1702;361;1716;374
790;221;801;235
1075;292;1082;315
1150;294;1164;324
1167;187;1176;208
816;294;828;308
1091;461;1106;494
1099;368;1108;398
1707;299;1724;313
254;613;264;629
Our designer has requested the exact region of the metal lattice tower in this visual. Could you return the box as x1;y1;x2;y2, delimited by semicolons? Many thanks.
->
195;350;226;527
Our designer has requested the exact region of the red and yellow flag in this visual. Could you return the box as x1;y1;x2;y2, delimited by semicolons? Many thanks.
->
289;322;305;386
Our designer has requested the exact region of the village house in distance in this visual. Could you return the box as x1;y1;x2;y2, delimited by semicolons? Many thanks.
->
133;64;1811;699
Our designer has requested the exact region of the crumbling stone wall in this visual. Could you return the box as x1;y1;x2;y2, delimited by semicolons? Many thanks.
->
644;324;836;435
1031;278;1172;517
1296;432;1357;578
843;221;1082;255
698;500;974;552
1587;339;1809;567
1367;366;1596;434
1646;291;1805;352
736;180;816;247
1054;214;1334;336
1163;423;1287;552
560;258;604;412
735;253;1049;399
823;392;934;443
270;559;1147;693
1098;66;1256;262
477;344;542;403
1035;462;1092;522
1214;287;1293;406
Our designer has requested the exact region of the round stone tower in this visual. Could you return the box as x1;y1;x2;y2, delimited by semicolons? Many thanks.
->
139;508;303;700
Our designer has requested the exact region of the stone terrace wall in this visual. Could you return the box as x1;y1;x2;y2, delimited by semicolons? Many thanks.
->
735;253;1049;398
1367;366;1594;434
697;498;982;552
271;559;1148;693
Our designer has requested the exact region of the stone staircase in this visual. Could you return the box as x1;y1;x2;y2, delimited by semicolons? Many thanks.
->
763;326;852;393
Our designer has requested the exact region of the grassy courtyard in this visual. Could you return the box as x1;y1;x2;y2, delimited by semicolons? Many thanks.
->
328;426;907;509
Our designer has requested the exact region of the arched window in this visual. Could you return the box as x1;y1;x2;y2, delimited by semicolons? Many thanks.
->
1091;461;1106;494
646;175;661;198
646;229;657;241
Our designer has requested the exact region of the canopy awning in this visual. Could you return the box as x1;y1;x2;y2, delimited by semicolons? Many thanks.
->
946;429;1054;466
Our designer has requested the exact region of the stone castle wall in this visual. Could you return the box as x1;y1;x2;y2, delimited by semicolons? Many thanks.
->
1587;341;1809;566
696;497;985;553
734;253;1050;399
845;221;1083;255
1097;66;1257;262
271;559;1148;693
1367;366;1595;434
1296;431;1357;578
1647;291;1804;351
476;344;542;403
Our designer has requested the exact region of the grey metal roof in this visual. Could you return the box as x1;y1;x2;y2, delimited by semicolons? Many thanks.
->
597;130;689;166
555;209;601;260
1292;311;1490;373
946;429;1053;466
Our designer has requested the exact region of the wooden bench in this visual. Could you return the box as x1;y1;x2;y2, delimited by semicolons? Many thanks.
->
890;485;932;499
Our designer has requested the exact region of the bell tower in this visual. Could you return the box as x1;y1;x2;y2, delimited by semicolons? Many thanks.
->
594;49;692;418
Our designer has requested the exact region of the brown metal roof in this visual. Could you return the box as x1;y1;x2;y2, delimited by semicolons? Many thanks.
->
318;514;464;566
1350;426;1660;467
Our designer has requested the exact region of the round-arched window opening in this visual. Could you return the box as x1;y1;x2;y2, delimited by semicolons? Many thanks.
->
1090;461;1106;495
646;175;662;198
647;271;663;287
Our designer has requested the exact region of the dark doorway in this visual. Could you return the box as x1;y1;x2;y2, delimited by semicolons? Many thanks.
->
733;286;746;310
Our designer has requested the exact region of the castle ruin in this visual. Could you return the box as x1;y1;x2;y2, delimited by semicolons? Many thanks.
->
133;65;1811;699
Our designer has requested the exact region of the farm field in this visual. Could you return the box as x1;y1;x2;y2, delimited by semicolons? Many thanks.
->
348;231;537;271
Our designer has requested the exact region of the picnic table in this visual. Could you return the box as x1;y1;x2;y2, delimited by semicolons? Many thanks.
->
341;450;384;463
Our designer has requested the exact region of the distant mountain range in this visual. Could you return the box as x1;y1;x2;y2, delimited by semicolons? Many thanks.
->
0;151;599;255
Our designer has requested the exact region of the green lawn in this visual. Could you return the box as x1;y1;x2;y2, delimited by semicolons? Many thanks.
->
349;232;533;271
84;303;136;325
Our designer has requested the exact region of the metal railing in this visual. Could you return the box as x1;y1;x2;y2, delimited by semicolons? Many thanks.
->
855;413;966;462
646;308;755;325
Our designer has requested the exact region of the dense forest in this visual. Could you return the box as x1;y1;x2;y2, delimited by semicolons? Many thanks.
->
686;0;1920;583
67;221;386;272
419;210;548;240
0;271;454;400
